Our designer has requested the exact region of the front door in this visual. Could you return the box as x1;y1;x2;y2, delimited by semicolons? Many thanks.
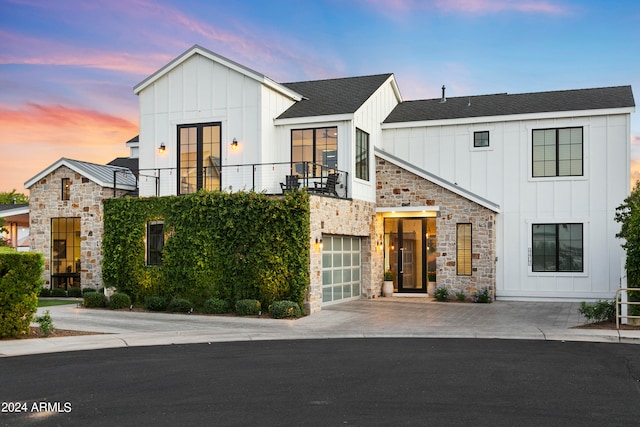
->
384;217;437;294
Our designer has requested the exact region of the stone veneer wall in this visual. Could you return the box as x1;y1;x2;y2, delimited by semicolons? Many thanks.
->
307;195;380;314
376;157;497;299
29;166;129;290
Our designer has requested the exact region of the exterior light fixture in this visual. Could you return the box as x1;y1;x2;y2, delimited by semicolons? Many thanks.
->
231;138;238;150
315;238;323;251
159;143;166;154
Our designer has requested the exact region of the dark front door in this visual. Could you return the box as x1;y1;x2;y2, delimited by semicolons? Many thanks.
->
384;218;426;293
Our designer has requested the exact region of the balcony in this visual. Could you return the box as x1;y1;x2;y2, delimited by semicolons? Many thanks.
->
136;162;350;199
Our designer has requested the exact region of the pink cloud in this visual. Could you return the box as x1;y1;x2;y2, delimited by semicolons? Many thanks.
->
360;0;569;15
0;103;136;192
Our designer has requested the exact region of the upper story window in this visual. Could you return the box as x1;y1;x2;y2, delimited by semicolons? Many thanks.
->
61;178;70;201
291;127;337;177
474;131;489;148
456;223;472;276
532;127;583;177
178;123;221;194
532;223;583;272
146;221;164;266
355;128;369;181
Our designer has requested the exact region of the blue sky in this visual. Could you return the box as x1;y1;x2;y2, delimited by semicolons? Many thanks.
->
0;0;638;193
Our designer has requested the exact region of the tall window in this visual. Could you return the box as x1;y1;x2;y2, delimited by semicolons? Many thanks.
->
474;131;489;148
532;223;583;272
178;123;221;194
61;178;70;201
146;221;164;266
291;127;337;177
355;128;369;181
456;223;472;276
51;217;81;276
532;127;583;177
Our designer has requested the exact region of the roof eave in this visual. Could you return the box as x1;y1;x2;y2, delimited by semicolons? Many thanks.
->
24;158;136;191
274;113;354;126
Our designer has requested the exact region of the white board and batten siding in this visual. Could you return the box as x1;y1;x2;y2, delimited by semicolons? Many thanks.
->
379;111;631;301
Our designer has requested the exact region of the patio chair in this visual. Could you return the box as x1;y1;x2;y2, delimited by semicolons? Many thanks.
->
280;175;300;193
309;173;339;197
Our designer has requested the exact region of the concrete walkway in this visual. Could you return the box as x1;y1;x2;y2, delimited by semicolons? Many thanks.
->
2;298;639;357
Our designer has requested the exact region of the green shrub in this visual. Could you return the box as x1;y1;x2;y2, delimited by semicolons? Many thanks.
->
83;292;107;308
578;300;616;323
109;292;132;310
144;295;168;311
50;288;67;297
168;297;193;313
236;299;261;316
434;287;449;302
67;287;82;298
455;291;466;302
203;298;230;314
269;300;302;319
39;288;51;297
474;287;492;303
35;310;55;336
82;287;98;295
0;251;44;338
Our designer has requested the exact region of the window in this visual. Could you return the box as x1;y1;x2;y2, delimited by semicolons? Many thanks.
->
532;224;583;272
474;131;489;148
355;128;369;181
532;127;583;177
291;127;337;177
178;123;221;194
146;221;164;266
61;178;70;201
51;217;80;281
456;223;472;276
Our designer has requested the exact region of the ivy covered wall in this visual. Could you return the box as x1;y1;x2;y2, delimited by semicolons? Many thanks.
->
102;191;310;310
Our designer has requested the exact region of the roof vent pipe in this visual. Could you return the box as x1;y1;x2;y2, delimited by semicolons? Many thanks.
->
440;85;446;103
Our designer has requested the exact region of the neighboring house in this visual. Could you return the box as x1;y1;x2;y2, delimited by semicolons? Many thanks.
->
24;157;137;290
0;204;29;251
22;44;635;314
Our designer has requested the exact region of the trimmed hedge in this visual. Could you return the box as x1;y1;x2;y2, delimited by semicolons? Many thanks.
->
203;298;230;314
39;288;51;297
109;293;132;310
168;297;193;313
51;288;67;297
67;287;82;298
236;299;261;316
144;295;168;311
269;300;302;319
84;292;107;308
0;250;44;338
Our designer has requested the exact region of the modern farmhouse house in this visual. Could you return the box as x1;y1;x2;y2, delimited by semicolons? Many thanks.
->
23;44;634;314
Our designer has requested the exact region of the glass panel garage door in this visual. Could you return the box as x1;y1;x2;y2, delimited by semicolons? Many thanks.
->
322;236;361;304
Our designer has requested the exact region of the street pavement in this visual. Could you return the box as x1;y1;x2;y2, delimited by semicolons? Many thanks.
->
1;297;639;357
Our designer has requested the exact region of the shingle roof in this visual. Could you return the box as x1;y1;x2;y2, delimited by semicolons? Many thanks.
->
384;85;635;123
277;73;393;119
108;157;139;177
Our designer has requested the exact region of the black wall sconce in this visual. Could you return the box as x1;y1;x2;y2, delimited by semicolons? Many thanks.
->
231;138;238;151
158;143;166;154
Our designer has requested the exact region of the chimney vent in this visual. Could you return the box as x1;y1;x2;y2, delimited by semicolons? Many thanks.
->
440;85;446;103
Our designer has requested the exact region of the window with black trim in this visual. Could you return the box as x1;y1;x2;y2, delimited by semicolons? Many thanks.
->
291;127;337;177
355;128;369;181
178;123;221;194
62;178;70;201
456;223;472;276
532;127;583;177
532;223;583;272
146;221;164;266
474;131;489;148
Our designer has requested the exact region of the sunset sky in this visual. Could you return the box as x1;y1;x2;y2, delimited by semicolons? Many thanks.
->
1;0;638;194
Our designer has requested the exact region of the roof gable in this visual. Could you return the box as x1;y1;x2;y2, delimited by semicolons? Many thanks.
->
134;45;302;101
384;85;635;123
277;73;394;119
24;158;137;191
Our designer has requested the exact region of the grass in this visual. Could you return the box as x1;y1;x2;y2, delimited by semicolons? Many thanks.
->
38;299;78;307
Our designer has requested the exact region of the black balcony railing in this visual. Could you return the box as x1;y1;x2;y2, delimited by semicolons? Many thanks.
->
136;162;349;199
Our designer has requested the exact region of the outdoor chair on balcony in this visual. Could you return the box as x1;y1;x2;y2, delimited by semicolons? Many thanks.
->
309;173;339;197
280;175;300;193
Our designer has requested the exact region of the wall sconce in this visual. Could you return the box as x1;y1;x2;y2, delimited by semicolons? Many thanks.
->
376;241;383;251
158;143;166;154
231;138;238;151
314;238;323;251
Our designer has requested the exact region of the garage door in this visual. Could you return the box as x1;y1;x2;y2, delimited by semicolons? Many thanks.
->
322;236;361;304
